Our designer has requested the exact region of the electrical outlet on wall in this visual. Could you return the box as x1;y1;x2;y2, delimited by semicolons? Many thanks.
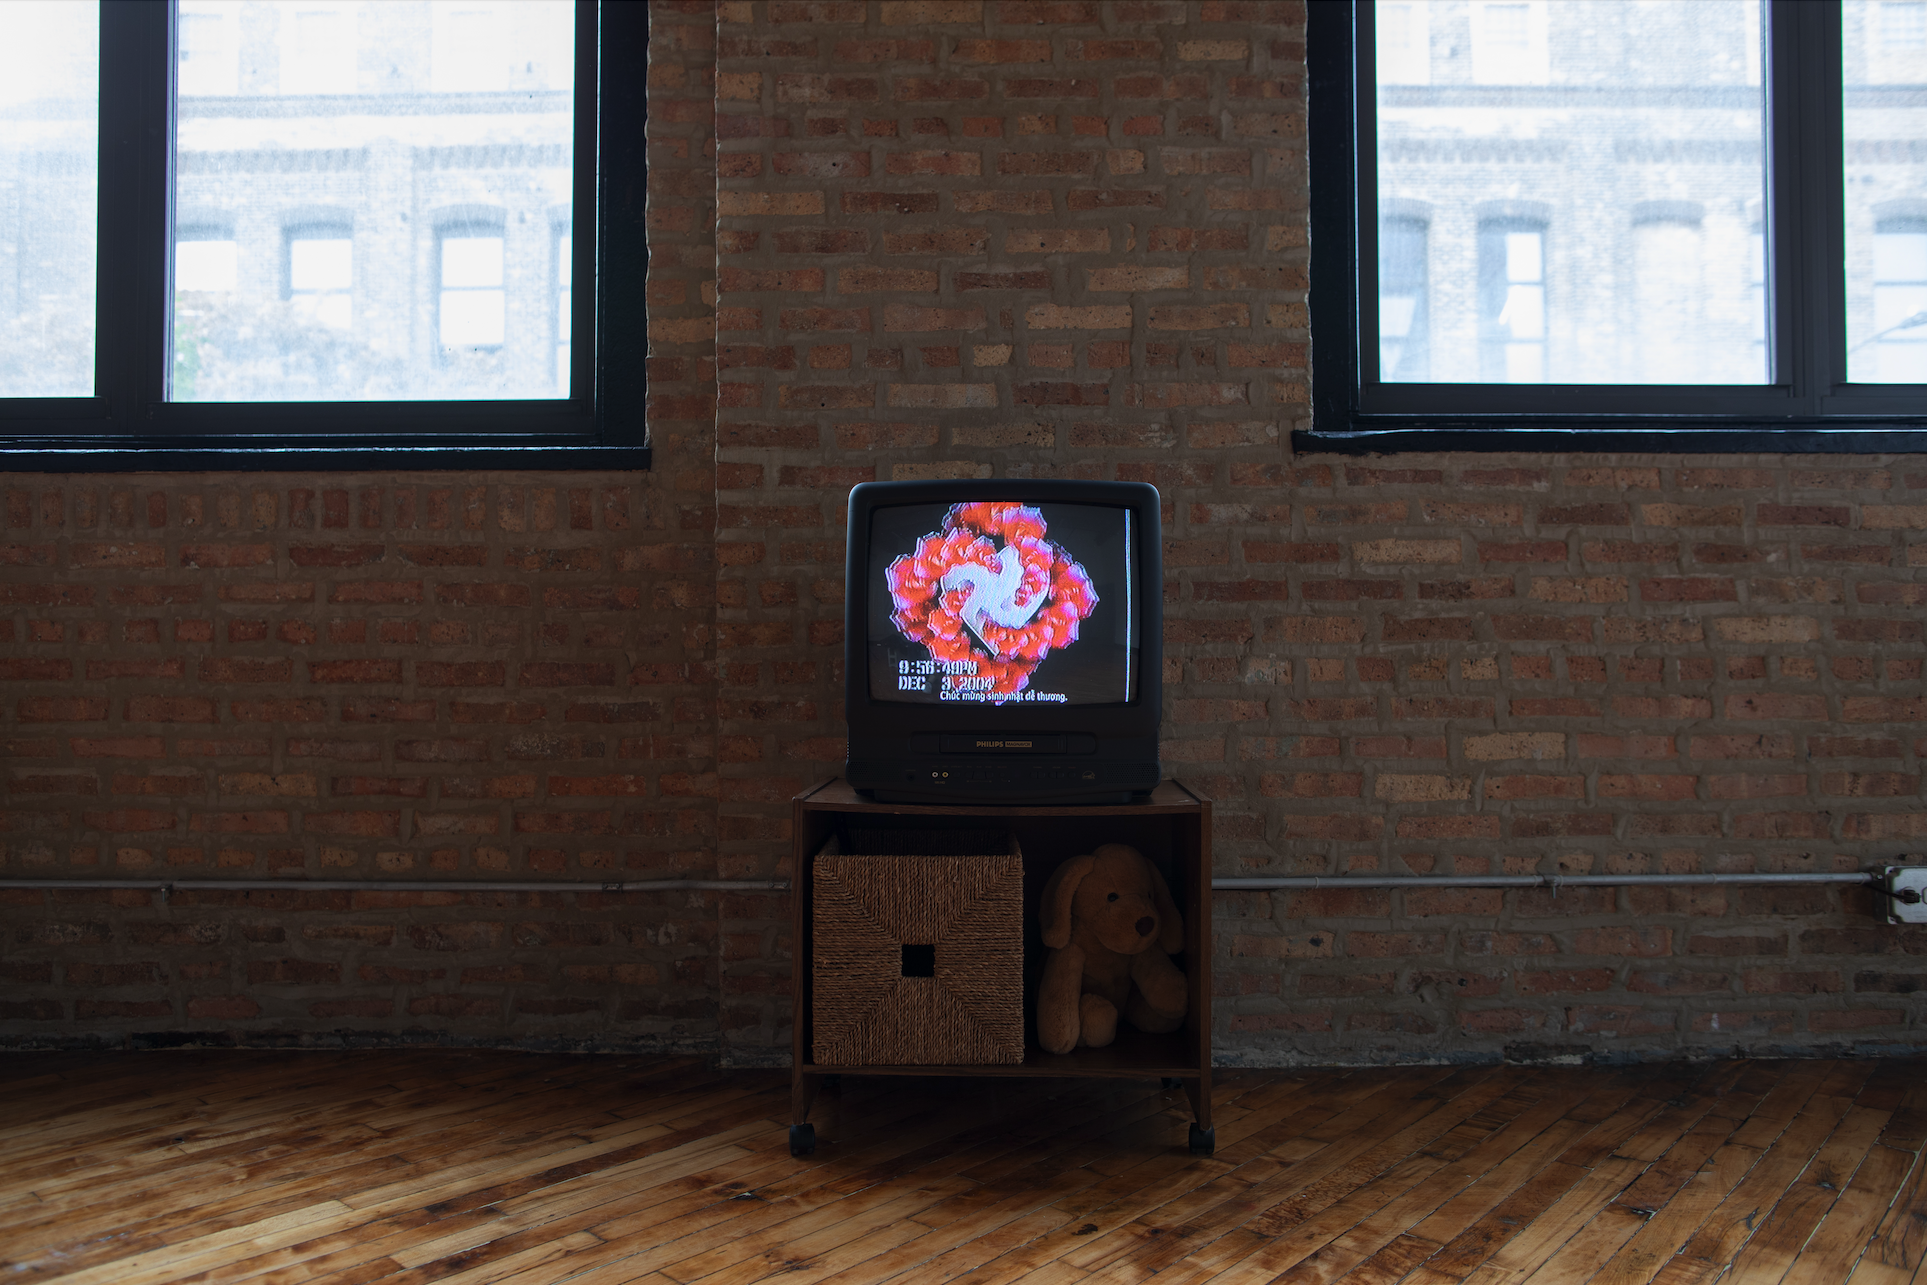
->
1882;865;1927;925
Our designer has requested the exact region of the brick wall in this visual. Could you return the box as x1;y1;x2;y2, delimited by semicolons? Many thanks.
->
0;475;719;1048
5;0;1926;1065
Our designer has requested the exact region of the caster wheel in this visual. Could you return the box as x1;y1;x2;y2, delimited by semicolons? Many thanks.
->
1189;1124;1215;1156
1160;1077;1182;1090
789;1124;815;1157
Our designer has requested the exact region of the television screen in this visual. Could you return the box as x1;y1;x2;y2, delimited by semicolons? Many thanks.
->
866;500;1137;707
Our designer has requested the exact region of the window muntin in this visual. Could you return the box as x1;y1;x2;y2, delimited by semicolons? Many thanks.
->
1371;0;1769;389
167;0;573;404
0;1;97;398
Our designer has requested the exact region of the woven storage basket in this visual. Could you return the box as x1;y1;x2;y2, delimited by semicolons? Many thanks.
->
811;833;1024;1066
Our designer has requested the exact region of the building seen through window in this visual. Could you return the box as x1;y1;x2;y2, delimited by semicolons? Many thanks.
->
1846;2;1927;382
1373;0;1925;394
439;229;507;351
176;229;238;294
1477;221;1546;383
1870;220;1927;381
555;226;571;393
288;228;353;331
0;2;97;398
1376;0;1768;387
1378;215;1429;380
158;0;574;402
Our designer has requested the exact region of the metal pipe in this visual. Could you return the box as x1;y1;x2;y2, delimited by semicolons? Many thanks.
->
1212;873;1875;890
0;879;789;893
0;873;1879;894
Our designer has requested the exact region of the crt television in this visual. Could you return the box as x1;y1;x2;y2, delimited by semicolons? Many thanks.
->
844;479;1162;805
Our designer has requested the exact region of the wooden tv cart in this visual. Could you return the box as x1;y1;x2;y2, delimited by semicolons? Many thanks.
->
788;778;1214;1156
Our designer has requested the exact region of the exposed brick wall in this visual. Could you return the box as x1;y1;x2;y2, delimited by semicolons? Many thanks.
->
5;0;1926;1065
0;475;718;1047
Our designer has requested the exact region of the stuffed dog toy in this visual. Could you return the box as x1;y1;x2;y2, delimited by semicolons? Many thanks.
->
1036;843;1187;1054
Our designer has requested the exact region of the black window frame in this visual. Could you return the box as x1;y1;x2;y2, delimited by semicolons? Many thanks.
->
1305;0;1927;454
1;0;647;471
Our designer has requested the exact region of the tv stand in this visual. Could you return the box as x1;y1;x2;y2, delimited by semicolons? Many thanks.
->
788;778;1214;1156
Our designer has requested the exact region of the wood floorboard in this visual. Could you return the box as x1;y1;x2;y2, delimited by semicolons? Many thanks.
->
5;1053;1927;1285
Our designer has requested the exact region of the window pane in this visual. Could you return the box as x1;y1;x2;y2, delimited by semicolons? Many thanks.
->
169;0;575;402
1375;1;1768;385
0;2;97;397
1844;1;1927;383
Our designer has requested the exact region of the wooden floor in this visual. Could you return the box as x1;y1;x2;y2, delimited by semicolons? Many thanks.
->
3;1053;1925;1285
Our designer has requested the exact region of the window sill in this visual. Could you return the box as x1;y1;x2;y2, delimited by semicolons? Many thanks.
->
1292;423;1927;455
0;436;651;472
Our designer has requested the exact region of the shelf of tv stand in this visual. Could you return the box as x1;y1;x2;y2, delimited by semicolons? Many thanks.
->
789;777;1213;1153
800;1027;1198;1080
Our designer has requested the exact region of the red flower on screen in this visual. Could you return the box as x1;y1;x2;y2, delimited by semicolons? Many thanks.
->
886;502;1099;697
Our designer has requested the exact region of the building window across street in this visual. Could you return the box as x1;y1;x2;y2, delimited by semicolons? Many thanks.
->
1307;0;1927;450
0;0;646;467
439;229;507;354
287;228;353;333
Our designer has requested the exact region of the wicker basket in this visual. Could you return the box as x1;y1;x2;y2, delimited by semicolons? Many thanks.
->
811;832;1024;1066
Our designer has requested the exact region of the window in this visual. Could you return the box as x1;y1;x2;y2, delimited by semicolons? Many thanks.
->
1469;1;1548;86
278;3;357;96
1866;219;1927;382
0;2;98;400
1870;0;1927;82
1307;0;1927;449
433;4;513;93
176;2;236;96
1478;220;1545;383
439;227;506;353
287;227;353;332
1376;2;1430;85
1378;214;1429;380
0;0;647;469
176;231;238;296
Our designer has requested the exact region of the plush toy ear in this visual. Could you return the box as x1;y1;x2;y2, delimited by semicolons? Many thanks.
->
1040;855;1095;949
1144;855;1185;954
